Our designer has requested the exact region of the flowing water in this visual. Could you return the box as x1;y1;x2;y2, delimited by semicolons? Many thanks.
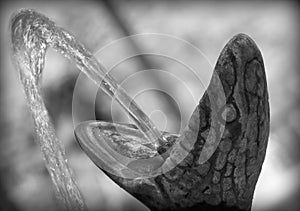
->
10;9;165;210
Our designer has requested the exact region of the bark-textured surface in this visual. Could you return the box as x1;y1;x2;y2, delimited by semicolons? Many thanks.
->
76;33;270;211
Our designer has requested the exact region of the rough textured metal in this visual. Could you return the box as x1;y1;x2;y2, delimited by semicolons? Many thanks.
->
76;34;270;211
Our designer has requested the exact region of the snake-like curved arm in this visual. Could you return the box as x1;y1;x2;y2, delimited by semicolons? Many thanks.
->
77;34;270;211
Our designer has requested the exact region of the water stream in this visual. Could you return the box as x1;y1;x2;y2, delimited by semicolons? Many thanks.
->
10;9;165;210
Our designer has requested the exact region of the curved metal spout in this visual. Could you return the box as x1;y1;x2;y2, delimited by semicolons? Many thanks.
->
75;34;270;211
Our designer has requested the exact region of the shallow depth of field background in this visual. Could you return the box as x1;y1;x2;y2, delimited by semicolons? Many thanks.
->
0;1;299;211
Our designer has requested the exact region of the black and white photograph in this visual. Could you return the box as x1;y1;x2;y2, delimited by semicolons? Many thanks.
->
0;1;299;211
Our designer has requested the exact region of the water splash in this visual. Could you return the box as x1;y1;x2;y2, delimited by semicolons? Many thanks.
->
10;9;165;210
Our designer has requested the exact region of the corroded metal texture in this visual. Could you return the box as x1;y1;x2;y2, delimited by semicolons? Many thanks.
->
76;34;270;211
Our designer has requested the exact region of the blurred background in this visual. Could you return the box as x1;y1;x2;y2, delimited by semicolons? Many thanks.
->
0;0;299;210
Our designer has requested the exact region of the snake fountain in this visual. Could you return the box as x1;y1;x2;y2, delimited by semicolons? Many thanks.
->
10;9;269;211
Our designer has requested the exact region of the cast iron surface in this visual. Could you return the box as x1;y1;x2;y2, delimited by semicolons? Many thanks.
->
75;34;270;211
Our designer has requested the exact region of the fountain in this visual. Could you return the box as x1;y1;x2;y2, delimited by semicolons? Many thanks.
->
10;9;270;211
